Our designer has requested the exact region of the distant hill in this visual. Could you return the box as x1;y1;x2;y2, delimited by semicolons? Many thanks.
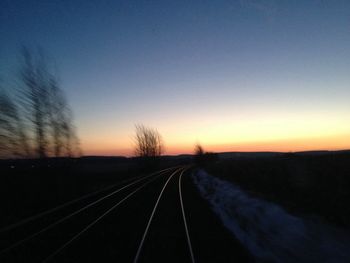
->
217;152;283;159
216;150;350;159
81;150;350;160
81;156;127;160
293;150;350;156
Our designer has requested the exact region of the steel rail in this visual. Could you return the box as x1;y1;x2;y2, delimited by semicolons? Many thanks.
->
179;168;195;263
0;167;175;255
133;166;187;263
42;167;184;262
0;166;176;234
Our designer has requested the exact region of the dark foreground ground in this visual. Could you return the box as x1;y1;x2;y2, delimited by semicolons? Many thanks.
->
0;160;252;262
205;151;350;229
1;152;349;262
0;157;184;228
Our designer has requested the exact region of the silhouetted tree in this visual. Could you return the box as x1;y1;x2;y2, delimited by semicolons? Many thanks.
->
47;77;64;156
194;143;204;165
134;124;163;158
194;143;218;166
0;89;30;158
47;76;80;157
194;143;204;156
19;47;50;158
18;47;80;158
0;47;80;159
60;108;81;157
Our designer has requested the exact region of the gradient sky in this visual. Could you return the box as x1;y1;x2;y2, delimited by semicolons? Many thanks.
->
1;0;350;155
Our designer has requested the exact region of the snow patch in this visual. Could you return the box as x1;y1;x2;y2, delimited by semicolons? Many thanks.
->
192;169;350;263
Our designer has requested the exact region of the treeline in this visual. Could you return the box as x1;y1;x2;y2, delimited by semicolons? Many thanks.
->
0;47;80;159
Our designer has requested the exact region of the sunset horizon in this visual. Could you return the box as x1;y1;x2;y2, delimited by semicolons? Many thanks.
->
82;132;350;157
2;1;350;159
2;2;350;262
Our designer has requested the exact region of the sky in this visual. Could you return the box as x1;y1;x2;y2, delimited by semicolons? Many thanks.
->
1;0;350;156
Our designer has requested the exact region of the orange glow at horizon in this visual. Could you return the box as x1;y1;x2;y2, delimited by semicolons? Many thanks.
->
82;133;350;156
79;110;350;156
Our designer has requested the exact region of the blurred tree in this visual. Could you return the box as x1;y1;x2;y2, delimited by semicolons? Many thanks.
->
194;143;218;166
47;77;80;157
19;47;80;158
20;47;49;158
194;143;204;156
0;89;30;158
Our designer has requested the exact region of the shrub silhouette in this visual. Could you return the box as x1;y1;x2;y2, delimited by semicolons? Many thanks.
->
194;143;218;166
134;124;164;170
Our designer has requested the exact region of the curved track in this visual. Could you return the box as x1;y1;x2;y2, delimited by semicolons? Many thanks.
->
0;166;253;263
133;167;188;263
0;166;175;234
179;169;195;263
0;167;176;256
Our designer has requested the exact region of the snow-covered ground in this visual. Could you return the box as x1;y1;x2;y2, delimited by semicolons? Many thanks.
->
192;169;350;262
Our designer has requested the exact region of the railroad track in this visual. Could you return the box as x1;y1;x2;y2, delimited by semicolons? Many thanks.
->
0;166;197;262
0;165;253;263
133;166;195;263
0;166;176;235
42;167;186;263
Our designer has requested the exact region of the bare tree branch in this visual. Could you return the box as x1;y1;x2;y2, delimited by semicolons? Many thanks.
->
134;124;164;158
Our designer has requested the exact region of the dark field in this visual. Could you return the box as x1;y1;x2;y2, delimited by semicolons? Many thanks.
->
0;159;252;262
205;151;350;228
0;157;187;228
0;152;349;262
